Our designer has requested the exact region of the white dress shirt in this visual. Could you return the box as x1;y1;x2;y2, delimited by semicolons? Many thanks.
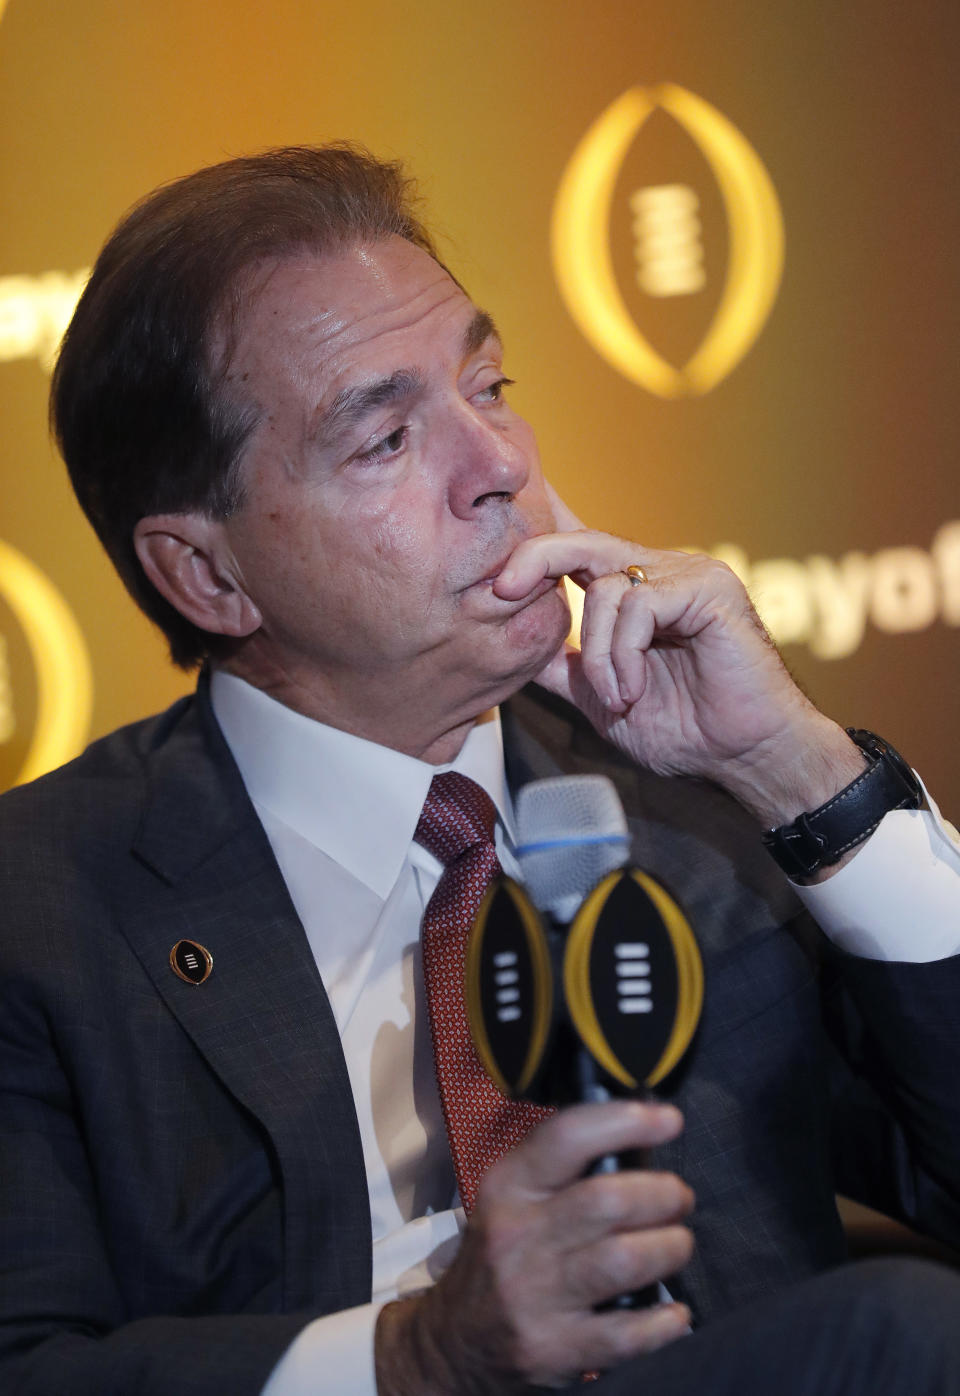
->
208;670;960;1396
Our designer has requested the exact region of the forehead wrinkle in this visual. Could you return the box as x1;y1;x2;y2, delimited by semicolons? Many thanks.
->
310;367;424;448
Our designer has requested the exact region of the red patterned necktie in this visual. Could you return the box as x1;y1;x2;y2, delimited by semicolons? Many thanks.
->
415;771;552;1214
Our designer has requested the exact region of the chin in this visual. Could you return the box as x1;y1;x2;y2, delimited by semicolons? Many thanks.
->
495;583;571;691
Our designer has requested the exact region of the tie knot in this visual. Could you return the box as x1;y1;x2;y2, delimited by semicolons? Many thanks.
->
415;772;499;867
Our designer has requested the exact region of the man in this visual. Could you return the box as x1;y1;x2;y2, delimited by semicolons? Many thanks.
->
2;144;960;1395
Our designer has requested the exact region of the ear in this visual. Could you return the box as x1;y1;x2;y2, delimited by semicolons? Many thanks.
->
133;512;262;639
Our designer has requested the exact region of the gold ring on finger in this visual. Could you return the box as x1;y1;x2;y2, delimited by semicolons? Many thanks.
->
624;564;648;586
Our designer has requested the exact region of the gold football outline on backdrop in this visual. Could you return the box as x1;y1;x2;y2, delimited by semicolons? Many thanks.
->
551;84;785;397
0;539;93;787
0;5;92;786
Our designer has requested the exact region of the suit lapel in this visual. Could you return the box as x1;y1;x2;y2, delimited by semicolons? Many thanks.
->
119;683;372;1311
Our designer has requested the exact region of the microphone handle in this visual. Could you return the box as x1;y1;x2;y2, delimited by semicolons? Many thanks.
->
577;1055;661;1310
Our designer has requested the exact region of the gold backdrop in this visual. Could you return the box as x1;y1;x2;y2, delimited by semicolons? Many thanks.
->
1;0;958;808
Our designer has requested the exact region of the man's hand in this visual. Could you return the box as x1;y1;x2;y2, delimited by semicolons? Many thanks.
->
494;497;865;834
375;1101;693;1394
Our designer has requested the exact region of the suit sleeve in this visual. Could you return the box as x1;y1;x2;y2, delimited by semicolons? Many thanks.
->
823;947;960;1248
792;801;960;1247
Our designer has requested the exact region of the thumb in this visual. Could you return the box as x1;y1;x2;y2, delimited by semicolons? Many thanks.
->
534;645;615;731
533;642;579;704
545;480;587;533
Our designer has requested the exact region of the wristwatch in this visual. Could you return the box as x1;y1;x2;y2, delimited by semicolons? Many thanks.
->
761;728;923;880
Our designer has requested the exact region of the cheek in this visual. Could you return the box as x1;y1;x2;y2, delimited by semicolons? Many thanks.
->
359;495;446;597
341;504;455;652
369;512;427;567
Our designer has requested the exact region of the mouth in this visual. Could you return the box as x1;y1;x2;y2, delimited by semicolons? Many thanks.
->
514;573;563;605
468;534;548;592
470;550;516;589
467;569;563;611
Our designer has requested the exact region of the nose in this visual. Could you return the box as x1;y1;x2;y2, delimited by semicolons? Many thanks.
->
446;402;532;520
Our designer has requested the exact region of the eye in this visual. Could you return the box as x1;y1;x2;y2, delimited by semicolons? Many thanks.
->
356;424;408;464
474;376;516;405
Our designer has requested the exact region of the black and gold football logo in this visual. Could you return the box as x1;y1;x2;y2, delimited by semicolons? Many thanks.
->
552;84;784;397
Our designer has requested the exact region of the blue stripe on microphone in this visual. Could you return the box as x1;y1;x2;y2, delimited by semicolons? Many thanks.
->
515;834;631;856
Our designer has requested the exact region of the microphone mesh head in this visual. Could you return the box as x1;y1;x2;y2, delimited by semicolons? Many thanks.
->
515;775;630;922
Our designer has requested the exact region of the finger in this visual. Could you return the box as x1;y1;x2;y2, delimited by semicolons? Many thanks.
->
517;1299;692;1388
534;641;580;704
495;531;647;601
566;1223;695;1310
576;1300;692;1375
480;1101;684;1204
544;480;586;532
533;646;614;732
578;575;657;712
603;562;728;705
532;648;608;729
544;1169;695;1252
609;587;661;706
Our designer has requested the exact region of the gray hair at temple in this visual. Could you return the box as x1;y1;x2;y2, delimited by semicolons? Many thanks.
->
50;144;442;669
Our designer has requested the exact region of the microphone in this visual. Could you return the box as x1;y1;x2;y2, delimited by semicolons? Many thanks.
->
466;774;702;1103
464;774;703;1308
515;774;632;924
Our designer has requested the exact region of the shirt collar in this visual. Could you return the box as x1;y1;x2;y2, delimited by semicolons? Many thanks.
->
210;669;515;900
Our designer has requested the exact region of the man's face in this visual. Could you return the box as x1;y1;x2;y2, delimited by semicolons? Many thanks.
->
216;237;570;753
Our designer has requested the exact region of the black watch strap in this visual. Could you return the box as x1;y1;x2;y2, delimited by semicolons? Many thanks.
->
761;728;923;879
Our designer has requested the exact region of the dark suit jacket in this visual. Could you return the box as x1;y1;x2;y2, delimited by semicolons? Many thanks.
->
2;679;960;1395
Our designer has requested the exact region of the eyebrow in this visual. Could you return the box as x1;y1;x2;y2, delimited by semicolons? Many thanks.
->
464;307;502;356
312;369;423;448
311;307;503;449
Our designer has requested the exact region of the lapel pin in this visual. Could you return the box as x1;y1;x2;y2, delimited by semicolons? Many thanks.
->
170;939;213;985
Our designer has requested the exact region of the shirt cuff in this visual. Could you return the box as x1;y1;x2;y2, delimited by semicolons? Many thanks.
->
791;781;960;962
260;1302;383;1396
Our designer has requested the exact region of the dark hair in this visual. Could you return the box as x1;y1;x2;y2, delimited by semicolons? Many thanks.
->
51;144;442;668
